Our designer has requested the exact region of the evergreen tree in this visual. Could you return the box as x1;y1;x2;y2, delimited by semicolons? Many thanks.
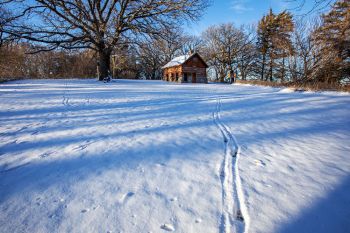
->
313;0;350;84
274;11;294;83
257;9;294;82
257;9;275;81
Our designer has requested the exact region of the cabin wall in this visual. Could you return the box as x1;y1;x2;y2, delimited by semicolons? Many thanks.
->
183;55;207;69
182;67;207;83
163;66;182;82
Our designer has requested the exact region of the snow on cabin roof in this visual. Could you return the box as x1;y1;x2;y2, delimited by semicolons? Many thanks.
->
162;54;191;69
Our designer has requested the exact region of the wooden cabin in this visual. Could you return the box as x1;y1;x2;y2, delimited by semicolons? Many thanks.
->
162;53;208;83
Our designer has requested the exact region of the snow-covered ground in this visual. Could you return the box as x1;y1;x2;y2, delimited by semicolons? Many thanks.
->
0;79;349;233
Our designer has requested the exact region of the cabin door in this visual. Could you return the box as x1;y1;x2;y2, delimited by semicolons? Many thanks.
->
192;73;196;83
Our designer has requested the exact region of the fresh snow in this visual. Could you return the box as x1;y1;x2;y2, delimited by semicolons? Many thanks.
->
0;79;349;233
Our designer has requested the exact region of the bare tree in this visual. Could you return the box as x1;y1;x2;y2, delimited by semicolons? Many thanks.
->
1;0;208;80
287;0;336;14
236;25;257;80
156;28;188;63
137;41;161;80
181;35;203;55
202;23;249;83
136;27;188;80
0;5;17;47
0;42;97;81
287;18;320;82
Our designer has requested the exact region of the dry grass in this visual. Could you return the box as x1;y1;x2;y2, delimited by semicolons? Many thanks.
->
236;80;350;92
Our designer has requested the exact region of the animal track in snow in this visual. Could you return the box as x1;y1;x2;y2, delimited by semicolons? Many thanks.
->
17;126;28;132
240;144;248;151
73;140;95;151
155;163;166;167
40;151;54;158
74;144;89;151
119;192;135;204
288;165;295;171
81;208;90;213
62;95;70;106
254;160;266;167
31;130;40;135
35;197;43;206
160;223;175;231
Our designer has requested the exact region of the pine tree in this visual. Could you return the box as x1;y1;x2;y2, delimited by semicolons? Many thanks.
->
313;0;350;84
274;11;294;83
257;9;275;81
257;9;294;82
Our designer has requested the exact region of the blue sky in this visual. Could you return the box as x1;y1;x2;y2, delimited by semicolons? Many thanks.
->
186;0;336;35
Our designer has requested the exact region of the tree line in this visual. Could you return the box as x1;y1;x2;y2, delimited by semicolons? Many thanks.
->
1;0;349;89
201;0;349;88
135;0;349;88
0;43;97;80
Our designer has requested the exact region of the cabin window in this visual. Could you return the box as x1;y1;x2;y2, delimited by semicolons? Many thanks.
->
175;73;179;81
184;73;188;82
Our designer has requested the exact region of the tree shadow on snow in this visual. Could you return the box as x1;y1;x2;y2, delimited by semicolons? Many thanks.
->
276;175;350;233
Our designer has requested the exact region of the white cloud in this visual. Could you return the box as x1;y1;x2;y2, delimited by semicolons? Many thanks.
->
271;0;291;11
231;0;253;13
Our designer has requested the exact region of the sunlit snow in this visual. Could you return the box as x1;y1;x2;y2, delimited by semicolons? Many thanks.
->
0;79;349;233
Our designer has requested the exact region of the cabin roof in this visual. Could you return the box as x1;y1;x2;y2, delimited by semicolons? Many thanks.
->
162;53;208;69
162;55;190;69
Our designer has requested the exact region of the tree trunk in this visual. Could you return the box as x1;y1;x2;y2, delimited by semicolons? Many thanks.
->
151;70;156;80
269;57;273;82
239;60;246;80
241;71;246;80
261;54;266;81
281;56;285;83
98;49;111;81
303;56;308;80
219;69;225;83
219;76;225;83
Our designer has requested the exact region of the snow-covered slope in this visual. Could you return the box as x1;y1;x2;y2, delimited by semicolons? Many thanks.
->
0;79;349;233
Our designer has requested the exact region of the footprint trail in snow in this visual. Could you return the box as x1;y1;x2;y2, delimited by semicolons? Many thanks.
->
213;98;249;233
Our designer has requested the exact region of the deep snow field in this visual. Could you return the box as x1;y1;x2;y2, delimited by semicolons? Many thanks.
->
0;79;349;233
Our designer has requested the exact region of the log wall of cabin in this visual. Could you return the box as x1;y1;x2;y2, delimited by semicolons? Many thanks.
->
163;66;207;83
182;67;207;83
163;66;182;82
